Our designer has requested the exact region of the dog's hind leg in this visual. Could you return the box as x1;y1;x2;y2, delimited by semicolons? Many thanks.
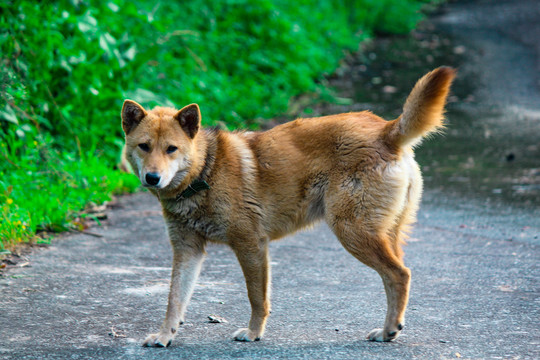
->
143;238;205;347
231;236;271;342
329;219;411;342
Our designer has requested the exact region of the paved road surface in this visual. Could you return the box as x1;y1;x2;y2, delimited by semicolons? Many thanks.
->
1;191;538;359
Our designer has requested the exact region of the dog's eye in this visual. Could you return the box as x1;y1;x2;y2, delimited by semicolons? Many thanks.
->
138;143;150;152
166;145;178;154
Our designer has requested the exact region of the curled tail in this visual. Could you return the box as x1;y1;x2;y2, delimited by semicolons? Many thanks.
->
384;66;456;148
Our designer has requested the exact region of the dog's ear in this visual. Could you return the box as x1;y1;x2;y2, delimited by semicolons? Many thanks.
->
174;104;201;139
121;100;147;135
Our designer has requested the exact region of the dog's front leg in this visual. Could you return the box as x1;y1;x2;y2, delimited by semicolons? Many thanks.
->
143;242;205;347
231;237;271;342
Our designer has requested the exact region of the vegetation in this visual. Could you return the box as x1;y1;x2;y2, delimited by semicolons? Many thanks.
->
0;0;434;251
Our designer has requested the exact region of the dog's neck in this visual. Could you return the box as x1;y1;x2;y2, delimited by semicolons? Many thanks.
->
157;128;218;202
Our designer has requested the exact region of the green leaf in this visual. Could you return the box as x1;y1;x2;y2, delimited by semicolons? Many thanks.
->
0;105;18;124
77;12;98;34
99;34;112;55
107;2;120;12
125;88;175;108
124;45;137;61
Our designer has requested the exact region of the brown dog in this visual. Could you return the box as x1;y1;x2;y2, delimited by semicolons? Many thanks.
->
121;67;455;347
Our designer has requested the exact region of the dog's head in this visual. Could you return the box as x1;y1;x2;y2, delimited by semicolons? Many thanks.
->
121;100;200;189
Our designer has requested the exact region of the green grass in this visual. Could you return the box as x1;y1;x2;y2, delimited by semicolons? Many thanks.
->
0;130;140;250
0;0;436;251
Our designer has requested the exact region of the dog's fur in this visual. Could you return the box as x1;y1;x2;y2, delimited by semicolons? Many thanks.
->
121;67;456;347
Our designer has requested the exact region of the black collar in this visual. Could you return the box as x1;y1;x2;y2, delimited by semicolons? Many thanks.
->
176;180;210;200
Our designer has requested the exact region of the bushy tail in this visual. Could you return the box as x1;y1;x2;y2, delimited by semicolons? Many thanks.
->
384;67;456;148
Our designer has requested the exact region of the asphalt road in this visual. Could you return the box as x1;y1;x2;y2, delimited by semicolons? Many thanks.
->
0;191;538;360
1;0;539;359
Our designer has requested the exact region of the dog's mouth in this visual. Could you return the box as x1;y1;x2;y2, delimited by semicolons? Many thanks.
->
141;181;163;189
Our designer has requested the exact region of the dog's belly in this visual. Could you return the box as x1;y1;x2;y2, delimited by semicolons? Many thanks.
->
261;175;329;240
259;150;421;240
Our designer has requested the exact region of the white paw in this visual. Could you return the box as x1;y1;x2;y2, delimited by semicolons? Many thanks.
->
233;328;261;342
142;332;173;347
367;327;400;342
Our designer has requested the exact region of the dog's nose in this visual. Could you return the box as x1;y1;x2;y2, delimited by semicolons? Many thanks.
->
145;172;161;186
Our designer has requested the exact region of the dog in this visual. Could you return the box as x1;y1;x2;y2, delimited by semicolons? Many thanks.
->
121;67;455;347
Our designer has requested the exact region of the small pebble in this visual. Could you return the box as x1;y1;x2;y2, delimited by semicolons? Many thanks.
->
208;315;228;323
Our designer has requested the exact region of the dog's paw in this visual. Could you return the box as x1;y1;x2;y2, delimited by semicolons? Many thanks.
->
366;328;400;342
233;328;261;342
367;329;399;342
367;322;404;342
142;332;173;348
